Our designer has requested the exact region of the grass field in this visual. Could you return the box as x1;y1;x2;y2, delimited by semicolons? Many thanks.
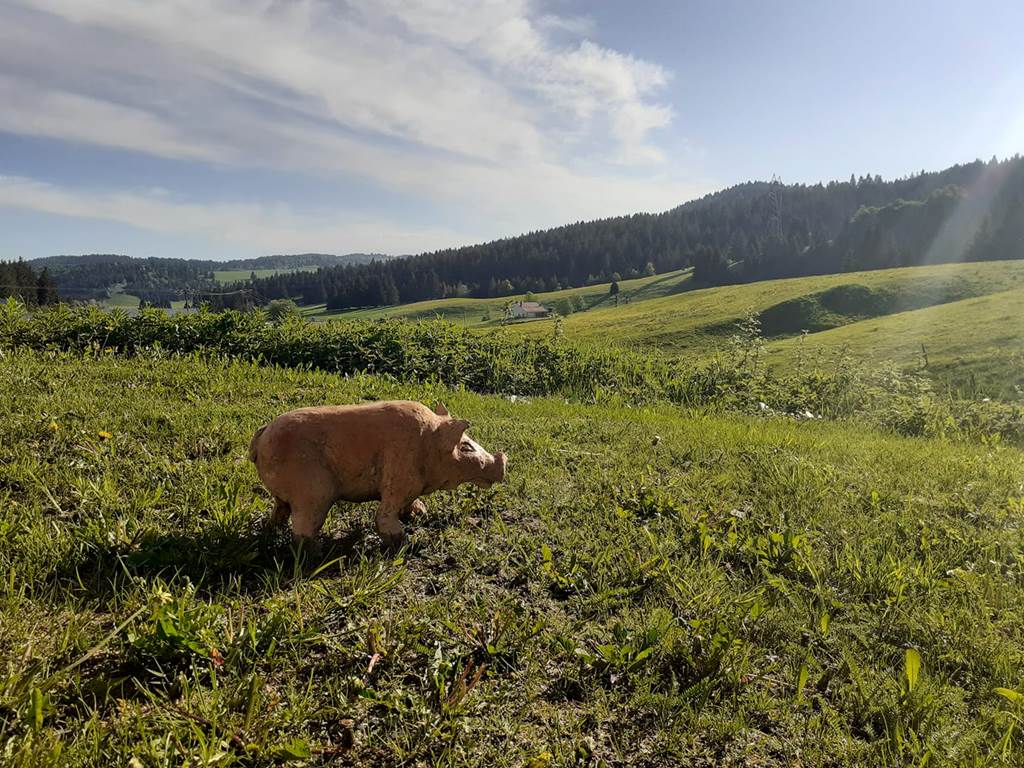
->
3;349;1024;766
308;262;1024;342
96;296;188;312
214;267;319;283
100;290;141;308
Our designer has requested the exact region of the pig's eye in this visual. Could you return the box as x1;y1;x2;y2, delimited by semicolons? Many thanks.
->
459;441;476;453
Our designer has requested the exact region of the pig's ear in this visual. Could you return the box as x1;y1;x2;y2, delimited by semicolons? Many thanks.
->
434;403;449;416
440;417;470;444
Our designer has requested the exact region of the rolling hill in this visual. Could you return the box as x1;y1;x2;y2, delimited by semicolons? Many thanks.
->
764;286;1024;398
312;259;1024;398
505;260;1024;398
502;260;1024;345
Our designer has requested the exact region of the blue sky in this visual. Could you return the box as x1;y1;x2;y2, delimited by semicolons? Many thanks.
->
1;0;1022;261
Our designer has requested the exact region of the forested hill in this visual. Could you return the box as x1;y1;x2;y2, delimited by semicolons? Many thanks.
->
233;155;1024;310
26;252;389;303
201;253;387;271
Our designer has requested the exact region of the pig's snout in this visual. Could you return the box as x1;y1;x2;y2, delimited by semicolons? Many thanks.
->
474;451;506;488
492;451;507;483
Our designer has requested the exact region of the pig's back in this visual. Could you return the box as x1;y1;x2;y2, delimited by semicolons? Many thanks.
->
259;400;436;479
285;401;435;436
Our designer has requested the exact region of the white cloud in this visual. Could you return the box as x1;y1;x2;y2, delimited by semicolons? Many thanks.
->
0;76;220;163
0;0;710;251
0;175;473;254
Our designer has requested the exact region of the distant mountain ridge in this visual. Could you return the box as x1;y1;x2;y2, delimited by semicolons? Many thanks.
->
212;253;389;270
235;155;1024;311
27;252;389;272
23;252;394;305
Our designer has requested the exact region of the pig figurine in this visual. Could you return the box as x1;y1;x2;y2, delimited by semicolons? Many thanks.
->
249;401;507;550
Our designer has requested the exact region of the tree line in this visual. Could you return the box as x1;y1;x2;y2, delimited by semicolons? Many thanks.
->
0;260;59;306
694;158;1024;285
217;156;1024;310
23;253;375;304
25;255;221;302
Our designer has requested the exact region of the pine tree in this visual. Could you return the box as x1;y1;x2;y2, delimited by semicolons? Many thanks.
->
36;268;59;305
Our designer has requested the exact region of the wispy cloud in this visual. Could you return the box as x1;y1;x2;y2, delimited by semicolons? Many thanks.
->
0;0;706;253
0;175;472;254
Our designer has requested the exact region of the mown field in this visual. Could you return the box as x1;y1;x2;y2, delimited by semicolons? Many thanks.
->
3;347;1024;766
96;288;185;312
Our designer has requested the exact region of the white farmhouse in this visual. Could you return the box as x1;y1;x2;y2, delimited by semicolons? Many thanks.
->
507;301;551;319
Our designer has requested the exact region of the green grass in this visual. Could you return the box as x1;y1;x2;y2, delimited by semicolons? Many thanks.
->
96;290;187;312
765;287;1024;398
3;349;1024;765
11;298;1024;445
214;267;319;283
305;269;694;325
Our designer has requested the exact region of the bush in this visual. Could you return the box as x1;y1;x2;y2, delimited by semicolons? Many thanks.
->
2;299;1021;445
265;298;302;323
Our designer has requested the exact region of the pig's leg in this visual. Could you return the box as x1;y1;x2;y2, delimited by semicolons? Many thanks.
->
289;490;334;556
399;498;427;523
375;490;412;550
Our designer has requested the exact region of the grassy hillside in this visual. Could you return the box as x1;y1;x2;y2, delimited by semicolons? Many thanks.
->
504;261;1024;351
765;287;1024;398
306;268;694;325
3;349;1024;766
96;290;186;311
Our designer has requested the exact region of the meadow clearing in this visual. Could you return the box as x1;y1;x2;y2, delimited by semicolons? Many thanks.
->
213;268;320;285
